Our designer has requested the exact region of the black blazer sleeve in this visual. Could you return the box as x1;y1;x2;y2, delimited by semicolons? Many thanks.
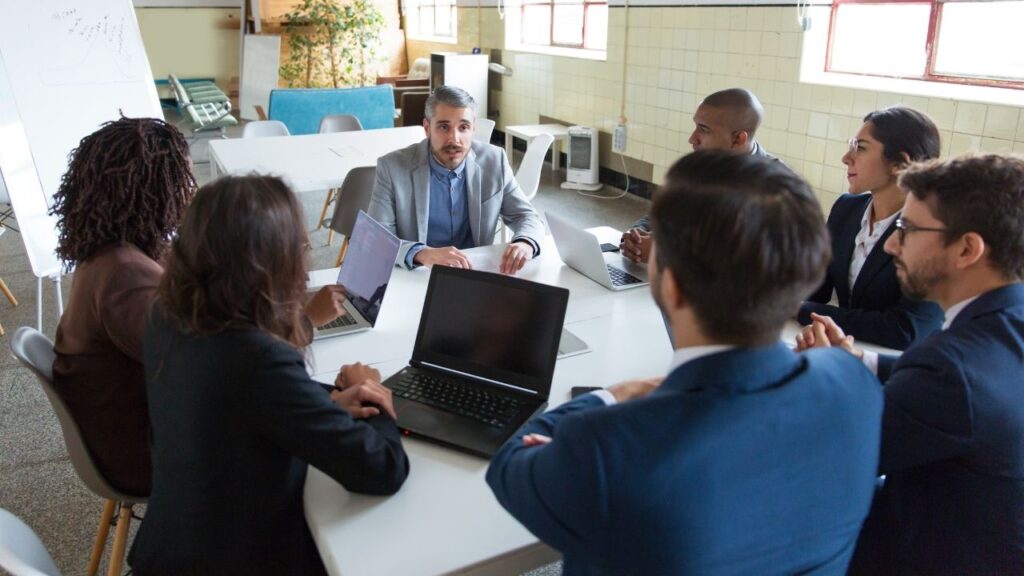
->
799;294;942;350
799;195;943;350
243;341;410;495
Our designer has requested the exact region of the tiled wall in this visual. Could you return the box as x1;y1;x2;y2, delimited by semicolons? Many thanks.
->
408;6;1024;210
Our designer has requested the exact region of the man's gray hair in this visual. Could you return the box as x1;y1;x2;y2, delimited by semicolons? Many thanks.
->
425;85;478;120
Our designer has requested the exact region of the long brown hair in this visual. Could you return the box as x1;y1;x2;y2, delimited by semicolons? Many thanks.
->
158;175;311;347
50;115;196;269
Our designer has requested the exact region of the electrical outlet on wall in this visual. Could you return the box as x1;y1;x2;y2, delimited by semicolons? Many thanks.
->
613;123;627;153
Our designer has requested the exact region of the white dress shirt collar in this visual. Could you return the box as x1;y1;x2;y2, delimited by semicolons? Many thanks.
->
943;295;980;330
668;344;737;374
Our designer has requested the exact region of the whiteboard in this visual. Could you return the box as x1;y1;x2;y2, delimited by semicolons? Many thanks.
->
0;0;162;278
239;34;280;121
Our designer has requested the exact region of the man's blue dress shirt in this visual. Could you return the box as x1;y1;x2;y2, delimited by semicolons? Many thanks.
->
404;152;473;267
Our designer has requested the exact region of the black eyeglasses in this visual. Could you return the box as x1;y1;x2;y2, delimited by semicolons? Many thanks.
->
893;218;950;245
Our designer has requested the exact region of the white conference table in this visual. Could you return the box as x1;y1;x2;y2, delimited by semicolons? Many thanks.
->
303;228;674;576
208;126;425;193
302;227;899;576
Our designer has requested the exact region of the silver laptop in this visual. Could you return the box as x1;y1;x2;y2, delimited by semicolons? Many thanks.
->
546;211;650;291
312;211;401;339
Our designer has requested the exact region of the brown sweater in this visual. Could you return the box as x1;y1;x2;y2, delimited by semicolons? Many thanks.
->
53;242;162;496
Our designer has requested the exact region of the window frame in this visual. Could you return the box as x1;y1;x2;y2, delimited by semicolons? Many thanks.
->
405;0;459;44
518;0;607;51
825;0;1024;90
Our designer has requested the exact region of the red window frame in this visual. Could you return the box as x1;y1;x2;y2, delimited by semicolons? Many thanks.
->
520;0;607;49
825;0;1024;90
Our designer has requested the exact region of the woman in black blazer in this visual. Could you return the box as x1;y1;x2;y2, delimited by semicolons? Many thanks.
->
799;106;944;350
129;176;410;576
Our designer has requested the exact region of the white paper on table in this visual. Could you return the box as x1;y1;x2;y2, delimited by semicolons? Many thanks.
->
468;254;501;272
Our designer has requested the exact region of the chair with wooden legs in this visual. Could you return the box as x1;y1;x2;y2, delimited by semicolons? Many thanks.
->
316;114;364;243
9;327;148;576
0;276;16;336
327;166;378;267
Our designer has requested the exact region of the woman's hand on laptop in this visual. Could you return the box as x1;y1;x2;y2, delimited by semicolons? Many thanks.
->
306;285;348;327
335;362;382;390
331;379;396;419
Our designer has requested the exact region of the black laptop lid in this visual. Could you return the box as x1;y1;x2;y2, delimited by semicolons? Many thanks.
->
411;266;568;398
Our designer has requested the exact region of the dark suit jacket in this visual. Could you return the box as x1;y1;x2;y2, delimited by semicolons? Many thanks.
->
129;306;410;576
488;344;882;576
799;193;943;349
851;284;1024;575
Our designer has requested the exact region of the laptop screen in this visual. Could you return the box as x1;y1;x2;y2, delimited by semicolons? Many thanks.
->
336;211;401;325
412;267;568;397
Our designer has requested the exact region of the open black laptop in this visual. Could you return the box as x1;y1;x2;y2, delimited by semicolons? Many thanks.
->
382;266;569;458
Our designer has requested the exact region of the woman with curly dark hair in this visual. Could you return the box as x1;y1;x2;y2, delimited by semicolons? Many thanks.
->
50;115;196;496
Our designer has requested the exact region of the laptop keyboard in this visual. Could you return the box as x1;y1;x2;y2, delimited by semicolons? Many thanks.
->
318;313;358;330
390;371;526;428
607;264;644;286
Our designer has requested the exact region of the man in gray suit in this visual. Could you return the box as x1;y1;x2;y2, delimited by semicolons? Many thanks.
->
369;86;544;275
621;88;774;263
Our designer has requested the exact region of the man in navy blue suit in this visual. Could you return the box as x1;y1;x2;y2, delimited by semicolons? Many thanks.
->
799;153;1024;574
487;151;884;575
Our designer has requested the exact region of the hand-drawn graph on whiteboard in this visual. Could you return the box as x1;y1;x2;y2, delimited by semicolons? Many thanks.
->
32;0;143;85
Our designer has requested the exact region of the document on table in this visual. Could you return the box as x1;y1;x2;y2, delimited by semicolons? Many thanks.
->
468;253;501;272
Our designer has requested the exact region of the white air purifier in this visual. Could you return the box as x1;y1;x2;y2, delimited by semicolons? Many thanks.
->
561;126;603;192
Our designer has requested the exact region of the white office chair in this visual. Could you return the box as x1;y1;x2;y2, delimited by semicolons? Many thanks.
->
10;327;147;576
319;114;363;134
515;133;554;202
316;114;364;235
495;133;554;243
407;57;431;80
0;508;60;576
241;120;290;139
474;118;496;145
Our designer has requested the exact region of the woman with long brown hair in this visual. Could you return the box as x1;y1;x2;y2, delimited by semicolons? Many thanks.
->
129;175;408;575
50;115;196;496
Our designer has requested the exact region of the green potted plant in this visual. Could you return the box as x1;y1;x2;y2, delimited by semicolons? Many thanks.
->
280;0;385;89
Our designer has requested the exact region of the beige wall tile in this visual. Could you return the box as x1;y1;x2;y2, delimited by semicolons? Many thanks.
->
949;133;983;156
983;105;1020;141
953;102;988;135
981;137;1014;153
927;99;957;131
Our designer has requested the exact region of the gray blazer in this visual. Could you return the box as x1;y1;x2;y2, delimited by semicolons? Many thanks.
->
369;139;545;264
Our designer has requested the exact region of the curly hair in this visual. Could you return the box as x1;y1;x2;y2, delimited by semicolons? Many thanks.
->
49;115;196;270
158;175;312;349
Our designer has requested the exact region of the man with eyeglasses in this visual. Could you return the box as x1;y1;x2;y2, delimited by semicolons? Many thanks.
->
798;153;1024;574
620;88;772;263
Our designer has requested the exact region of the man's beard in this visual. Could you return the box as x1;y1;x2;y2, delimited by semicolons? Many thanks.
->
895;256;947;301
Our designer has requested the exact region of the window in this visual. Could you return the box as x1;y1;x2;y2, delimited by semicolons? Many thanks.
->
405;0;458;43
826;0;1024;89
505;0;608;60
